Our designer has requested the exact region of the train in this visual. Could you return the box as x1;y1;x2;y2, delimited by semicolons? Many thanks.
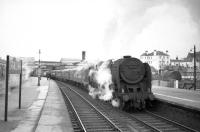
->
50;56;154;110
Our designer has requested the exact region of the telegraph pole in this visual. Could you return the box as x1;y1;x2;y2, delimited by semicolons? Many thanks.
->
194;45;196;90
38;49;41;86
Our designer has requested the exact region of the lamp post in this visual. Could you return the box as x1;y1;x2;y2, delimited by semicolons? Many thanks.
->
38;49;41;86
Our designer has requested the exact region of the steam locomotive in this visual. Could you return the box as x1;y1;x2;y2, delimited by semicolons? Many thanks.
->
50;56;154;110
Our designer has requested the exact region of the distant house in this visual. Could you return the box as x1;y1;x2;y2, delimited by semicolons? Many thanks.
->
186;51;200;62
170;51;200;69
170;57;185;67
140;50;170;70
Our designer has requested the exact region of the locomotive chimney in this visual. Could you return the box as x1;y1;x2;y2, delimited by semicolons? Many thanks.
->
82;51;86;61
123;55;131;58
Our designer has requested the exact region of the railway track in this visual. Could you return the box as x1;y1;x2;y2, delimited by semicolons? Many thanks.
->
57;81;198;132
57;82;126;132
93;98;198;132
130;111;198;132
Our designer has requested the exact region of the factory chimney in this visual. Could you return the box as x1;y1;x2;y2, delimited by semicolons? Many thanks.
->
82;51;86;61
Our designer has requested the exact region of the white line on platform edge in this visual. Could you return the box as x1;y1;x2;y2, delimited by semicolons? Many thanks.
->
154;93;199;102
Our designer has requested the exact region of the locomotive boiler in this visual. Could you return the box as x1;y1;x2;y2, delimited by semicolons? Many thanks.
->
50;56;154;110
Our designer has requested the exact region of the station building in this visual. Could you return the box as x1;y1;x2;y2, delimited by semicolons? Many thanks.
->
57;51;86;70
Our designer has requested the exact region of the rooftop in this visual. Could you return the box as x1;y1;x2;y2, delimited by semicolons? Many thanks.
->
170;59;187;62
186;51;200;62
141;50;169;56
171;51;200;62
60;58;81;62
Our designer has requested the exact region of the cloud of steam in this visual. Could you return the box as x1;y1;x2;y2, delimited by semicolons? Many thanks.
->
88;60;114;101
111;98;120;107
64;60;120;107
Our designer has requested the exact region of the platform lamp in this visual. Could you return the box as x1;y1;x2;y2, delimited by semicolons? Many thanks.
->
38;49;41;86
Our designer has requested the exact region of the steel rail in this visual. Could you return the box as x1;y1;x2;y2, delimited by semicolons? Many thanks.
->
62;83;123;132
129;114;162;132
146;110;199;132
59;85;87;132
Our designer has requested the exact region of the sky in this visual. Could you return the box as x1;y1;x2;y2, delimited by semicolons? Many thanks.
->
0;0;200;61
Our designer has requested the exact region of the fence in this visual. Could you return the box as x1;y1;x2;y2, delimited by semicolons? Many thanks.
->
152;74;200;89
3;55;22;121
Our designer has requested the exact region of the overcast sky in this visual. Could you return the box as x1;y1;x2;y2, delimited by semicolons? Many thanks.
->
0;0;200;61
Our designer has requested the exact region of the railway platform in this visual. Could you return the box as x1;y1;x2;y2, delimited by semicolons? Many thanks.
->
1;77;73;132
35;79;73;132
152;85;200;111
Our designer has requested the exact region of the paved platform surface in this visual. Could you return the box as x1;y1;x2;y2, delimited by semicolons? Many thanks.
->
152;86;200;110
0;77;40;132
35;79;73;132
0;77;73;132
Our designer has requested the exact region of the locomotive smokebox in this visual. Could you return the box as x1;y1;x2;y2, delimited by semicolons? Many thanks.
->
82;51;86;61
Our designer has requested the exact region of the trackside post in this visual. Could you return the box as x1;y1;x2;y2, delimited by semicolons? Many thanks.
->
19;60;22;109
4;55;9;121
